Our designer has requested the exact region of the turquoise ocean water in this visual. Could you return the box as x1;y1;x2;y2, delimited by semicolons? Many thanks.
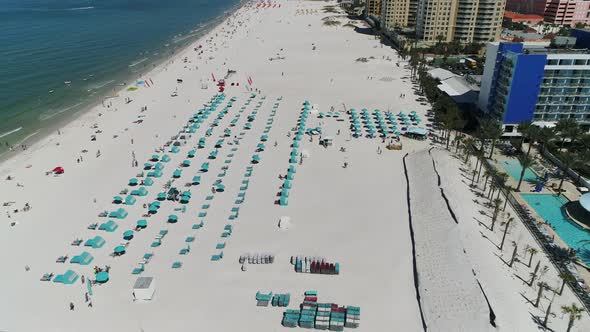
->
0;0;240;155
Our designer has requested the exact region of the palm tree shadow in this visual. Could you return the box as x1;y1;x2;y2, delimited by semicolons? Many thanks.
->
530;312;556;331
474;217;491;230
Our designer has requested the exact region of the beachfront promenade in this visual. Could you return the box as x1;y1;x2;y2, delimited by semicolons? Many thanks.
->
1;1;589;331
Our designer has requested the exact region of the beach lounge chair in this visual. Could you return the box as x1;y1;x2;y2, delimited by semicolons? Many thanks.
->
87;223;98;230
192;221;205;229
56;255;68;263
172;261;182;269
53;270;79;285
211;251;224;261
71;239;83;246
185;236;195;243
132;263;145;275
216;242;226;249
40;273;54;282
159;229;168;237
151;239;162;248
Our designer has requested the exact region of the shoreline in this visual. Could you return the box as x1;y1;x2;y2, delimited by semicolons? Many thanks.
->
0;0;247;165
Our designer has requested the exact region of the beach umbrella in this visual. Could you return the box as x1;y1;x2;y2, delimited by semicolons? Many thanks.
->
155;162;164;170
136;219;148;228
192;176;201;185
151;155;159;161
143;163;153;170
216;183;225;192
129;178;138;186
123;230;134;240
173;169;182;178
252;154;261;164
114;246;126;255
95;271;109;283
113;196;123;204
168;215;178;223
187;150;196;158
182;160;191;167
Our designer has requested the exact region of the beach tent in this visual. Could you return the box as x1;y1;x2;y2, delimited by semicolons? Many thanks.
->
125;195;137;205
96;271;109;283
114;245;126;256
53;167;65;174
85;236;106;249
53;270;79;284
99;220;118;232
133;277;156;301
70;251;94;265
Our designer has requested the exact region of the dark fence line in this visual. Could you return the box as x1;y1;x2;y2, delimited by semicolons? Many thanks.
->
480;158;590;313
402;153;429;332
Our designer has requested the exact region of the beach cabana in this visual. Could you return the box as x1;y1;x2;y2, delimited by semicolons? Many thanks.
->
53;270;78;285
406;127;428;140
70;251;94;265
125;195;137;205
133;277;156;301
109;208;128;219
131;186;148;196
85;236;106;249
136;219;148;229
123;230;134;240
95;271;109;284
99;220;118;232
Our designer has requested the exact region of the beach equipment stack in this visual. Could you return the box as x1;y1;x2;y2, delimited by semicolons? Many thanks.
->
239;253;275;264
291;256;340;275
281;292;360;330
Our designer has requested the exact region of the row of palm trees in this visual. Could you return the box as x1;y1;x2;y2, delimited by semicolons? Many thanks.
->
515;119;590;192
453;134;586;331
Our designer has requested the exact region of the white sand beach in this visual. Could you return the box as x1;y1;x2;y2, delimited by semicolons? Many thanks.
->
1;1;589;331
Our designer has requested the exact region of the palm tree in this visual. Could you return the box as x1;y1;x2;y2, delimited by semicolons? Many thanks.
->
557;151;578;192
524;125;540;159
471;169;478;187
499;217;513;250
495;173;508;200
463;137;474;162
503;184;514;211
561;303;584;332
518;120;532;151
515;154;534;192
534;281;547;307
538;126;556;153
527;247;538;267
557;271;576;296
483;169;492;192
491;198;503;231
555;118;578;151
483;119;503;159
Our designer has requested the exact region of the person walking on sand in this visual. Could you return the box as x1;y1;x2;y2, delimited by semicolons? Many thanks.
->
70;302;75;311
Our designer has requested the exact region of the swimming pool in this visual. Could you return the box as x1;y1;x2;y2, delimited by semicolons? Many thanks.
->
501;159;539;182
521;193;590;265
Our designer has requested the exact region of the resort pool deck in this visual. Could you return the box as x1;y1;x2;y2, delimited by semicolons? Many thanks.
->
521;193;590;265
501;159;539;182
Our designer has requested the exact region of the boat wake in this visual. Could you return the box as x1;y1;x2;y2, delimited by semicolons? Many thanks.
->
39;102;83;121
